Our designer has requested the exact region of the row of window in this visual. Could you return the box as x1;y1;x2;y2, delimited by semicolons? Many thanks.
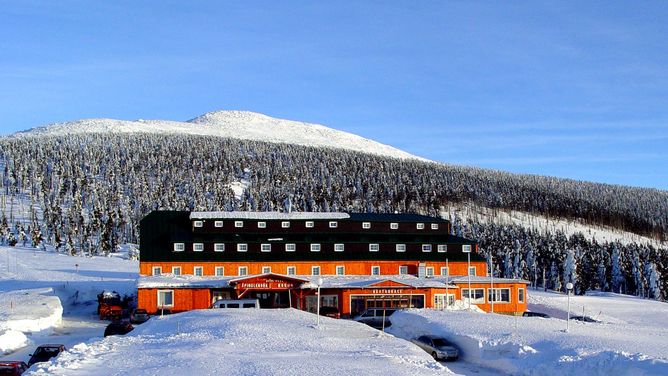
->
193;220;441;230
151;265;476;277
461;288;526;304
175;242;472;253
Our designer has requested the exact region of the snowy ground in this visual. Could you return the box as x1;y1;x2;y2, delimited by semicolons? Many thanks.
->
388;289;668;376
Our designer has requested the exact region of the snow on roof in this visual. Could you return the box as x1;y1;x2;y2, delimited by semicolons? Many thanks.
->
138;273;458;289
137;274;235;289
189;211;351;220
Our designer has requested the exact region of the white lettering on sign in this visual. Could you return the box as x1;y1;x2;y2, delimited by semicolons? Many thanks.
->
238;282;293;289
371;289;404;294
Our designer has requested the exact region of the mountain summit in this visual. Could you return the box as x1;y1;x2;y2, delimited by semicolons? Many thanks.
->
14;110;424;161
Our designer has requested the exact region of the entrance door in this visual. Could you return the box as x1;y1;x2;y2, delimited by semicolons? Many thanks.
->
250;291;290;308
211;289;230;304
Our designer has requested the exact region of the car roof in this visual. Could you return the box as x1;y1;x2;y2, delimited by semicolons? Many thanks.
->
422;335;445;339
37;344;65;347
0;361;25;364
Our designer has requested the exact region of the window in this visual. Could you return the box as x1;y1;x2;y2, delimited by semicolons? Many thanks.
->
285;243;296;252
362;222;371;229
193;243;204;252
237;243;248;252
434;294;455;309
416;223;425;230
426;267;434;277
173;243;185;252
305;221;314;228
336;265;345;275
437;244;447;253
172;266;181;275
261;244;271;252
312;266;321;276
488;288;511;303
396;244;406;252
431;223;439;230
157;290;174;308
262;266;271;274
469;266;476;276
214;243;225;252
194;266;203;276
214;221;223;228
399;265;408;275
371;266;380;276
310;244;321;252
281;221;290;228
518;288;525;303
369;243;380;252
329;221;338;228
422;244;432;252
440;267;449;277
390;222;398;230
257;221;266;228
152;266;162;276
234;221;243;228
287;266;296;275
193;220;203;228
462;244;472;252
462;288;485;304
238;266;248;276
215;266;224;276
334;244;345;252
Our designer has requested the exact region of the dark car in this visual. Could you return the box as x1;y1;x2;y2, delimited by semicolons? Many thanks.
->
318;306;340;319
0;361;29;376
130;308;150;324
28;344;66;366
522;311;550;318
104;320;134;337
570;315;599;323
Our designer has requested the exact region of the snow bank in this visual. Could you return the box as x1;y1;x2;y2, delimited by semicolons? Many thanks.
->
29;309;451;375
0;330;28;355
388;296;668;376
0;288;62;333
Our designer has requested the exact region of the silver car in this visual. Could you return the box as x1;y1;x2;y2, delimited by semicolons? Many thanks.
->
410;335;459;361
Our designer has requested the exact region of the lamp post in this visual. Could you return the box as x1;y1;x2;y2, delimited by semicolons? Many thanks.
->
489;254;494;313
445;256;449;309
316;276;324;327
566;282;573;332
462;245;472;310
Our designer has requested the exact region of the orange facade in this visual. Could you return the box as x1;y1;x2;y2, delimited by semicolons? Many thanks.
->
139;260;489;278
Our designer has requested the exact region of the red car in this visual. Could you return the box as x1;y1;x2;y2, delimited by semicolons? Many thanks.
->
0;361;29;376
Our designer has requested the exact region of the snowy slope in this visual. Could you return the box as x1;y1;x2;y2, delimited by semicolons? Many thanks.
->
12;110;425;161
388;290;668;376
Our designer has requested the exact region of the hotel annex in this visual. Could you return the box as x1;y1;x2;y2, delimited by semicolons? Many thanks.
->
137;211;528;317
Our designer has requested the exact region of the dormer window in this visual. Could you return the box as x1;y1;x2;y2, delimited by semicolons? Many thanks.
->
422;244;432;252
193;243;204;252
416;223;425;230
214;221;223;228
282;221;290;228
305;221;314;228
437;244;447;253
362;222;371;229
369;244;380;252
235;221;243;228
431;223;439;230
390;222;398;230
193;220;203;228
329;221;338;228
261;244;271;252
173;243;185;252
257;221;266;228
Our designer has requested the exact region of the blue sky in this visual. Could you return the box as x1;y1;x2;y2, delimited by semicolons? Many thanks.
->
1;1;667;190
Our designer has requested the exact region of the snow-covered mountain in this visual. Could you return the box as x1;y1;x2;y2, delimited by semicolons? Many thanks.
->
13;110;425;161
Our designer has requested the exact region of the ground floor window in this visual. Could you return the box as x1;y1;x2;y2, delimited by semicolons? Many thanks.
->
210;289;230;304
305;294;339;313
194;266;203;276
157;290;174;308
172;266;182;275
286;266;296;275
399;265;408;275
488;288;511;303
462;288;485;304
371;266;380;275
238;266;248;276
350;295;424;317
215;266;224;276
152;266;162;276
434;294;455;309
518;288;525;303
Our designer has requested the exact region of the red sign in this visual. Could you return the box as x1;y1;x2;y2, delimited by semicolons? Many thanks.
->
235;277;300;290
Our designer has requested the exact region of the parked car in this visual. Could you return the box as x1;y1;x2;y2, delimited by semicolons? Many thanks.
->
353;308;397;329
522;311;550;318
27;344;66;366
0;361;29;375
569;315;599;323
104;320;134;337
130;308;150;324
411;335;459;361
318;306;340;319
210;299;260;309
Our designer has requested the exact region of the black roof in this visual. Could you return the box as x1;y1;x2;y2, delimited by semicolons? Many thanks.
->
347;213;448;223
